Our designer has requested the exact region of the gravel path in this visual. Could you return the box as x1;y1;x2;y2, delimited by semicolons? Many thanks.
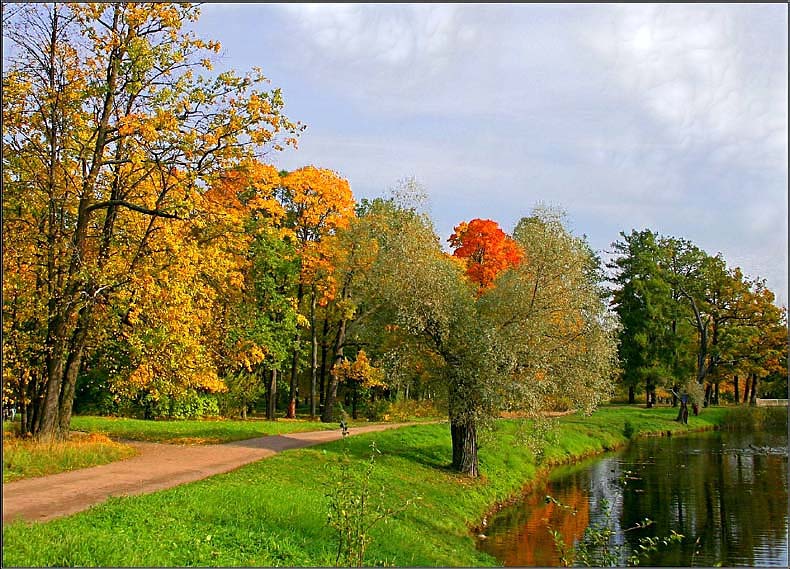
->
2;422;419;524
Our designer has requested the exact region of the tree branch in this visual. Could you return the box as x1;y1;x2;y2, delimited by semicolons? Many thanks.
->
85;200;181;219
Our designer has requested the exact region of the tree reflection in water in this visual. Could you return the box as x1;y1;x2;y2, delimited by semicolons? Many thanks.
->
478;429;789;567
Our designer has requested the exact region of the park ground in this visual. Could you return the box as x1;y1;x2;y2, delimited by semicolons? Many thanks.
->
0;405;747;566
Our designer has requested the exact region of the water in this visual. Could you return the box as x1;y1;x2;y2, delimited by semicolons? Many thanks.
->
477;428;789;566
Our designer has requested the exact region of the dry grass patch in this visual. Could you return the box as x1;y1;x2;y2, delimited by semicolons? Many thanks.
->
3;431;137;482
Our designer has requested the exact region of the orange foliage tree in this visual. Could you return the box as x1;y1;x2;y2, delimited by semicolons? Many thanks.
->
277;166;356;418
2;4;301;439
448;218;523;292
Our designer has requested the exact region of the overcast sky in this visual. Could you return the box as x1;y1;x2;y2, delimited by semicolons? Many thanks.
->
194;3;788;304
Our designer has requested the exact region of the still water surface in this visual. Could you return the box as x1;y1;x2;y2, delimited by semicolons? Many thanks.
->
477;428;789;566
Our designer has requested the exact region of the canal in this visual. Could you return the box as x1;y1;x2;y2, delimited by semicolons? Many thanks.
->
477;427;789;566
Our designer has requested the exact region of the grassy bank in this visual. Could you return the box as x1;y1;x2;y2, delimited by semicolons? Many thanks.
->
3;433;137;483
2;405;729;567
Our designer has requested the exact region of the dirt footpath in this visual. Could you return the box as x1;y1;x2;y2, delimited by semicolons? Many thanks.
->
2;422;418;524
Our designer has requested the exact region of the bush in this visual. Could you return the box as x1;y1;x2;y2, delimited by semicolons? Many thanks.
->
143;391;220;420
721;406;788;431
362;399;389;422
383;399;441;421
623;420;635;439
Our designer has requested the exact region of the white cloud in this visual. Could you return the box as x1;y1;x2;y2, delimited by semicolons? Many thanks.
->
278;4;477;82
581;4;787;172
195;4;787;303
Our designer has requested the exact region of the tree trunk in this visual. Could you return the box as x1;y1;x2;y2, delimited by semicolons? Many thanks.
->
321;317;347;423
287;353;298;418
287;282;304;418
266;369;277;421
645;381;654;408
703;383;712;407
671;384;679;407
713;382;719;406
310;287;318;418
319;317;329;411
57;304;93;434
684;292;709;385
749;374;758;406
743;376;751;406
628;385;635;404
450;419;479;477
39;316;68;440
734;375;739;404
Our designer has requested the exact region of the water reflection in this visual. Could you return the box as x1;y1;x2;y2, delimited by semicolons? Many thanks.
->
478;429;789;567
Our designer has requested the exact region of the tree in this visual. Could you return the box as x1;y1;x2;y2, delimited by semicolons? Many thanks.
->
332;350;385;419
448;218;523;293
2;3;301;439
318;204;380;423
608;230;695;406
277;166;355;418
358;202;617;476
488;209;617;419
209;162;301;419
718;280;787;405
609;229;785;411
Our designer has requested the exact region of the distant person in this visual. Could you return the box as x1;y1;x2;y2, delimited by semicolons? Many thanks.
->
679;393;689;424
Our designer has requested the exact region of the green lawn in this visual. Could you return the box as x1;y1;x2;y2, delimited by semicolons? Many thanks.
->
2;405;730;567
68;415;374;444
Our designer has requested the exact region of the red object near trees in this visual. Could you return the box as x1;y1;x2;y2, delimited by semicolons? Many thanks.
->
448;219;524;293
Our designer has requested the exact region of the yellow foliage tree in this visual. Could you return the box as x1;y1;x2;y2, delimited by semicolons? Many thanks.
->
277;166;356;418
2;3;301;438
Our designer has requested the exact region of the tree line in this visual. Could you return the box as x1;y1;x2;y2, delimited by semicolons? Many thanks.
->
2;4;785;477
609;230;786;409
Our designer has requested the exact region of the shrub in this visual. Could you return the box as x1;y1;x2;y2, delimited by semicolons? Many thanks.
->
147;391;220;420
623;420;635;439
721;406;788;431
384;399;441;421
362;399;389;422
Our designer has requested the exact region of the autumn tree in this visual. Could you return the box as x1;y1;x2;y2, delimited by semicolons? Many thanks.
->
318;204;381;423
448;218;523;293
332;350;385;419
2;3;301;439
356;200;616;476
199;161;300;420
277;166;355;418
716;279;787;405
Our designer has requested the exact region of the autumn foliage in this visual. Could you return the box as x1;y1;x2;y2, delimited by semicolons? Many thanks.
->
448;219;524;292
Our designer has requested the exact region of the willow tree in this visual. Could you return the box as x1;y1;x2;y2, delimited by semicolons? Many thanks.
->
2;3;301;439
358;201;617;476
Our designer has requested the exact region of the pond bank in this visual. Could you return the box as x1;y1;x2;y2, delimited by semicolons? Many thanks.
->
478;417;788;566
3;405;731;567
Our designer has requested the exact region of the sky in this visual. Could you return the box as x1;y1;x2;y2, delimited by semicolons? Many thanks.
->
195;4;789;303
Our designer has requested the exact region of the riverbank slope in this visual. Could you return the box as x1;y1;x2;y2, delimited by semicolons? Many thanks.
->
2;405;729;567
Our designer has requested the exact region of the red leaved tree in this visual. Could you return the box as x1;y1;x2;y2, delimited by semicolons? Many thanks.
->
448;219;524;292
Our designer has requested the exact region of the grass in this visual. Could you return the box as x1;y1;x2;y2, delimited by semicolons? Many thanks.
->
3;432;138;483
2;405;730;567
2;413;373;482
68;415;375;444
